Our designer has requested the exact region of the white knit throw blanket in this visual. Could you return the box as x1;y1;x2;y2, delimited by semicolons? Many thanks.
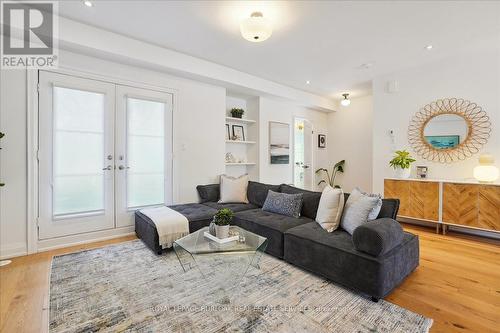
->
140;206;189;249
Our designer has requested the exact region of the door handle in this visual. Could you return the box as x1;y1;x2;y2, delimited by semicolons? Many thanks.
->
302;165;310;169
118;165;130;170
102;165;112;170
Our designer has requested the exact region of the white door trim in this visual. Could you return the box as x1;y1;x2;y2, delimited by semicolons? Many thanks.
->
27;67;179;253
293;116;314;190
27;70;38;254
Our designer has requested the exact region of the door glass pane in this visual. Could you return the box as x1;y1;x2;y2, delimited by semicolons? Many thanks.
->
294;119;305;188
127;98;165;208
53;87;105;215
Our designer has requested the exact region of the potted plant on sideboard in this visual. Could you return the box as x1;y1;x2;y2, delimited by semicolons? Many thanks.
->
389;150;416;179
230;108;245;119
213;208;234;239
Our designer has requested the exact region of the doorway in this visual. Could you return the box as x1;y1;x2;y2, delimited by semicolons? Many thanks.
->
38;71;173;239
294;117;313;190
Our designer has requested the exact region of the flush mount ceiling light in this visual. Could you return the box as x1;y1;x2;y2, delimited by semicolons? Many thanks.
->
240;12;273;42
306;80;310;85
341;93;351;106
425;45;433;50
83;0;93;7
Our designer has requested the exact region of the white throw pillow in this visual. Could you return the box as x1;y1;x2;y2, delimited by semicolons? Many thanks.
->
218;174;249;204
315;185;344;232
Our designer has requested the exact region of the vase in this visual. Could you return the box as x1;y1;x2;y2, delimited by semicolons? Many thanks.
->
208;220;216;236
231;113;242;119
394;166;411;179
215;225;229;239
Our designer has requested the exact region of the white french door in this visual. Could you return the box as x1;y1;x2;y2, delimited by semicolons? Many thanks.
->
38;71;173;239
115;86;173;227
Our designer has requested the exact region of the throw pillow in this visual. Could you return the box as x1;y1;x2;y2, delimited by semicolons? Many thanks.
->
315;185;344;232
341;188;381;235
196;184;220;203
218;174;249;204
262;190;303;218
350;187;383;220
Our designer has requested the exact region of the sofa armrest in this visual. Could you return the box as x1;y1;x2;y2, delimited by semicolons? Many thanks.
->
352;218;404;256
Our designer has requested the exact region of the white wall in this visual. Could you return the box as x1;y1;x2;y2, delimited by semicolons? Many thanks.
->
327;95;373;193
258;97;329;190
0;70;28;258
372;45;500;194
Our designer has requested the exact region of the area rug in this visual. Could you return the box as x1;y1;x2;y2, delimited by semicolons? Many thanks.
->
49;240;432;332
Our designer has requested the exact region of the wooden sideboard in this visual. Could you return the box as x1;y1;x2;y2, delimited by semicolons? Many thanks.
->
384;178;500;234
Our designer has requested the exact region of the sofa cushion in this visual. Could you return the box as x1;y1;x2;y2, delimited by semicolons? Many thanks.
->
169;203;218;232
196;184;220;203
262;190;303;218
280;184;321;219
352;218;404;256
284;222;419;298
135;203;218;254
202;202;258;212
233;209;312;258
247;181;281;207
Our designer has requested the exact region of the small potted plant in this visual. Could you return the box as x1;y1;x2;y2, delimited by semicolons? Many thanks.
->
213;208;234;239
230;108;245;119
389;150;416;179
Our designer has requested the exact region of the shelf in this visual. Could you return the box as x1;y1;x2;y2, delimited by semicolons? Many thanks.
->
225;162;256;166
225;117;256;124
225;140;256;144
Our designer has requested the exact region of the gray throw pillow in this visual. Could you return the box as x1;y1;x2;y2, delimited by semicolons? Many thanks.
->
341;190;381;235
262;190;303;218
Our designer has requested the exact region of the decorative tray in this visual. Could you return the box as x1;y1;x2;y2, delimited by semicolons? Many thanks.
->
203;232;239;244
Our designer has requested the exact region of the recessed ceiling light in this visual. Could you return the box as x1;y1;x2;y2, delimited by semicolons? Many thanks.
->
83;0;93;7
341;93;351;107
306;80;310;85
425;45;433;50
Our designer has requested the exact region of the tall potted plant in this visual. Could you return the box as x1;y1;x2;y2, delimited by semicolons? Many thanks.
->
213;208;234;239
389;150;416;179
316;160;345;188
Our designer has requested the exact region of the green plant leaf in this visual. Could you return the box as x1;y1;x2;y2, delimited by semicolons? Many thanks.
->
333;159;345;170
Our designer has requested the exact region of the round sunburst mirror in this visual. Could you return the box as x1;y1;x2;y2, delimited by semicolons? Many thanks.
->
408;98;491;163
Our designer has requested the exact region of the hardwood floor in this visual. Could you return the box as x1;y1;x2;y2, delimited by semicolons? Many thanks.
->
0;226;499;333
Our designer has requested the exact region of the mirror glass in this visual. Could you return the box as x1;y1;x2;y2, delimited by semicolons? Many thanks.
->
423;114;468;149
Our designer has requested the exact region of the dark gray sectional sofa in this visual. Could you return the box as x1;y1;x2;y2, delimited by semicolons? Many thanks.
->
135;181;419;301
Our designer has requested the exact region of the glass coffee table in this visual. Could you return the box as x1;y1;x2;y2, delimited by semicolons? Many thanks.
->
173;226;268;284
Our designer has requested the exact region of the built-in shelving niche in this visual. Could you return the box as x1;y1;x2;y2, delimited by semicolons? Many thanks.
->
225;94;259;180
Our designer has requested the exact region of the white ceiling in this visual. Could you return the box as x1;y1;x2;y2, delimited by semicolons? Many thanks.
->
58;1;500;99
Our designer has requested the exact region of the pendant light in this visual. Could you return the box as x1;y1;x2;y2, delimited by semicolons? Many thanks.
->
341;93;351;106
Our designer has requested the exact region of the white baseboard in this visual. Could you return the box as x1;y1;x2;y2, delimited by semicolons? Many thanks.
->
37;226;136;253
0;242;28;260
